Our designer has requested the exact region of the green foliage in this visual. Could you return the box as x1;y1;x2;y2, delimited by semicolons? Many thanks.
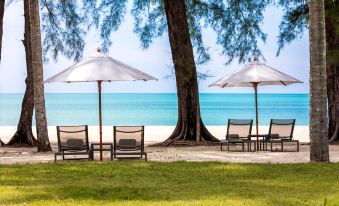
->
38;0;272;65
204;0;270;64
325;0;339;64
0;162;339;205
99;0;128;52
40;0;87;62
277;0;339;61
131;0;167;50
277;0;309;56
130;0;271;65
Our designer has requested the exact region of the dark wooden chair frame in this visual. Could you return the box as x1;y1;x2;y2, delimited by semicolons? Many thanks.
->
113;126;147;161
54;125;91;162
90;142;113;161
220;119;254;151
266;119;299;152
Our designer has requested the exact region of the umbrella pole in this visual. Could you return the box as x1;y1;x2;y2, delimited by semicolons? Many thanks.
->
253;83;259;151
98;81;103;161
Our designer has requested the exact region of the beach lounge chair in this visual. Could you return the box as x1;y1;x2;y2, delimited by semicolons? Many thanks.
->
54;125;91;162
113;126;147;161
266;119;299;152
220;119;253;151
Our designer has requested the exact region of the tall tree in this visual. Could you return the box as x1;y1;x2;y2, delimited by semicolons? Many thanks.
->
29;0;51;151
277;0;339;143
161;0;217;144
7;0;36;146
324;0;339;142
6;0;89;147
96;0;269;145
308;0;329;162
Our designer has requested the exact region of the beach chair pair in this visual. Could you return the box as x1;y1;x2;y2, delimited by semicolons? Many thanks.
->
54;125;147;162
220;119;299;152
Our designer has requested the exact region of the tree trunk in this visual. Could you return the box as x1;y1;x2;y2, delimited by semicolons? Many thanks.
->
159;0;218;146
325;1;339;143
326;64;338;142
0;0;4;61
29;0;51;151
7;0;37;146
327;63;339;143
309;0;329;162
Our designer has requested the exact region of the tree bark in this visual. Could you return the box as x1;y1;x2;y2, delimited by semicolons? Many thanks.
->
7;0;36;146
325;1;339;143
29;0;51;151
327;63;339;143
309;0;329;162
0;0;4;61
159;0;218;146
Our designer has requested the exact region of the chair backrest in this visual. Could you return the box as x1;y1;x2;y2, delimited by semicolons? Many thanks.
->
226;119;253;140
268;119;295;140
113;126;144;151
56;125;89;151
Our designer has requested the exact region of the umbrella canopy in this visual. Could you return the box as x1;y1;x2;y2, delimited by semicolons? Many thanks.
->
210;59;302;151
209;59;302;87
45;50;157;160
45;51;157;83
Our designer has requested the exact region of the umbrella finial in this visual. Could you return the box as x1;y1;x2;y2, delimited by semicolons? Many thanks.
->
96;47;101;52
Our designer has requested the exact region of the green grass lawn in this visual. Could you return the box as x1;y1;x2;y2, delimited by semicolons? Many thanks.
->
0;162;338;206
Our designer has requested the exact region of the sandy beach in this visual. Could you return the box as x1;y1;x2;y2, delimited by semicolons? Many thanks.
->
0;125;310;144
2;125;328;165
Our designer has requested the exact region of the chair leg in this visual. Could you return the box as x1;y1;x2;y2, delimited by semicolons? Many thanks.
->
54;154;57;163
227;142;229;151
145;153;148;161
297;141;299;152
270;142;273;151
242;142;244;151
89;150;93;161
220;143;223;151
281;141;284;151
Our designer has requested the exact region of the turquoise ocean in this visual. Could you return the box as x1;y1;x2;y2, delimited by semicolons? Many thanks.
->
0;93;309;126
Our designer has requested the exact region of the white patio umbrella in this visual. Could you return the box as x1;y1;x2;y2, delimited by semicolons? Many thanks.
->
209;58;302;150
45;49;158;160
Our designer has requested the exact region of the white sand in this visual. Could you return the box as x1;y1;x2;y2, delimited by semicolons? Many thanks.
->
3;125;339;165
0;125;309;144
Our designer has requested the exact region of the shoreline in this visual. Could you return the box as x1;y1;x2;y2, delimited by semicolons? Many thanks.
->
0;125;310;143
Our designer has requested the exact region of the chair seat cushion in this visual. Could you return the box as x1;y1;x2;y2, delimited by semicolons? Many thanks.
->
65;139;84;149
227;134;240;139
119;139;137;147
269;134;280;139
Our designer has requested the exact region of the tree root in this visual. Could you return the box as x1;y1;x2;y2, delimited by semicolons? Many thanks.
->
152;119;220;147
329;124;339;143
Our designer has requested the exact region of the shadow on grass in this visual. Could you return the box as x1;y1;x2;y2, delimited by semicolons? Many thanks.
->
0;162;338;205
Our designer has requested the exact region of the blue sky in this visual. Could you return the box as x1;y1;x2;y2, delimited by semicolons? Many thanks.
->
0;1;309;94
